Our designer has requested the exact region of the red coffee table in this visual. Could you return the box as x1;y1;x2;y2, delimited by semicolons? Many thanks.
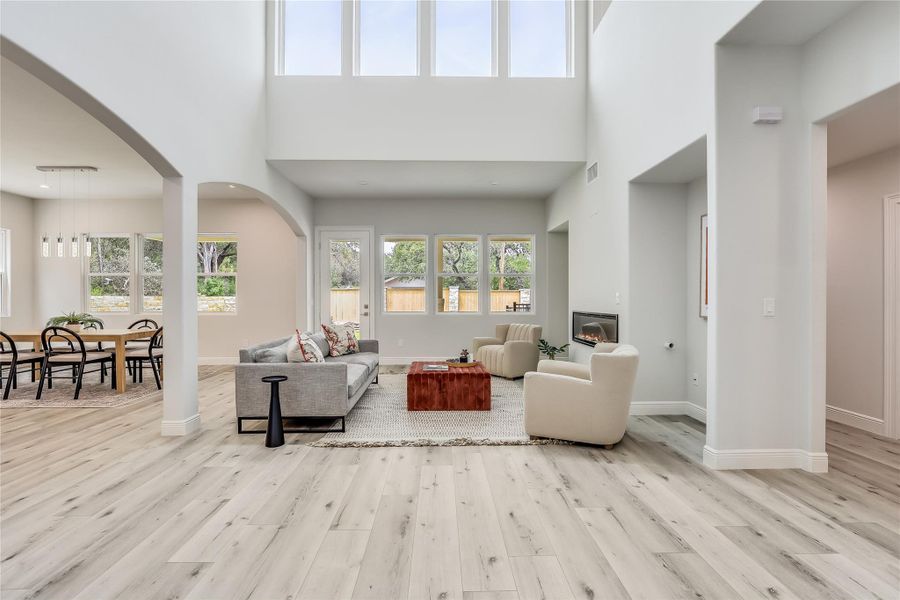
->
407;362;491;411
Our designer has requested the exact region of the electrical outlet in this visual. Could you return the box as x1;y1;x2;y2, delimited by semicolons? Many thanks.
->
615;292;621;305
690;373;700;386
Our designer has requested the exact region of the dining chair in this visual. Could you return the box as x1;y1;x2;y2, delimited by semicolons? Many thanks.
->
82;320;108;378
125;327;163;390
0;331;43;400
36;326;116;400
125;318;158;376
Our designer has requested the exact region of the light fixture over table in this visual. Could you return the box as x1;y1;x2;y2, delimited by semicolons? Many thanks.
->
35;166;98;258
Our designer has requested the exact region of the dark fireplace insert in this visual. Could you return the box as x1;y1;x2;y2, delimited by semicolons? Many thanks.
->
572;311;619;346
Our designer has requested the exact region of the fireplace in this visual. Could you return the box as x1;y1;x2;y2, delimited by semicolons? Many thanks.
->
572;312;619;346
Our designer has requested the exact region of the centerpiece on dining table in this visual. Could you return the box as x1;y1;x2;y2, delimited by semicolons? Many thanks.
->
45;311;104;333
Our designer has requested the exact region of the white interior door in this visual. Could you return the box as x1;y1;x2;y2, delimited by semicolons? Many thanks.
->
319;229;373;339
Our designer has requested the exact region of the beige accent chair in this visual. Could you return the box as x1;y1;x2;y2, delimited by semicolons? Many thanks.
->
524;342;639;447
473;324;542;379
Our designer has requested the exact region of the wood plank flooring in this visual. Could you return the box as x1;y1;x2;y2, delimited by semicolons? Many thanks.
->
1;367;898;600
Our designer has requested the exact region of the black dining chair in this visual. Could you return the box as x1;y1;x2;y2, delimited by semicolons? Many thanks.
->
36;326;116;400
125;318;158;376
82;320;108;378
0;331;43;400
125;327;163;390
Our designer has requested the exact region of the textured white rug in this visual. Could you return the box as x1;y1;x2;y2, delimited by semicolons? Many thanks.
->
311;373;564;447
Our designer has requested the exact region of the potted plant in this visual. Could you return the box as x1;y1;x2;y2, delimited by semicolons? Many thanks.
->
46;312;104;332
538;339;569;360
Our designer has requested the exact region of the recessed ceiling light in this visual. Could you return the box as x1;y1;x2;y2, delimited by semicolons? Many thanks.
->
358;180;369;186
228;184;236;189
39;183;50;189
490;181;499;186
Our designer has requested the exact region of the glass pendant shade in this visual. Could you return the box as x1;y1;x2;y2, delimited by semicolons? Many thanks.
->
84;235;92;257
41;235;50;258
56;235;64;258
71;235;79;258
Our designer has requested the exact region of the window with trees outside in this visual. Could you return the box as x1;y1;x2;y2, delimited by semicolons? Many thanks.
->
139;234;163;312
383;236;426;313
88;235;132;313
489;235;533;312
197;236;237;313
437;236;480;313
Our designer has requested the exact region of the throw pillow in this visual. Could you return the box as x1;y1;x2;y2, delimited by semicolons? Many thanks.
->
252;339;291;363
321;323;359;357
287;330;325;363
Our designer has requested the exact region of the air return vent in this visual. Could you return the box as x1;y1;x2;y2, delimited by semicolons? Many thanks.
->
586;162;599;183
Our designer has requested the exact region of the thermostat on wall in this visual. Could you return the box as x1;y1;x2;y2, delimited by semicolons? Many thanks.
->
752;106;783;124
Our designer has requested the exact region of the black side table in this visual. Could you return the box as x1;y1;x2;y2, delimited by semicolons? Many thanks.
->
261;375;288;447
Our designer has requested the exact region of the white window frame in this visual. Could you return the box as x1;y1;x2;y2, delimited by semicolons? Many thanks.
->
197;234;239;315
382;235;429;315
276;0;345;77
0;228;10;318
507;0;574;78
353;0;421;77
83;233;134;315
488;234;535;314
430;0;498;77
435;234;482;315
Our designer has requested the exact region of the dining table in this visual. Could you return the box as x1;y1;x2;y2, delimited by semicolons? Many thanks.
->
5;328;160;394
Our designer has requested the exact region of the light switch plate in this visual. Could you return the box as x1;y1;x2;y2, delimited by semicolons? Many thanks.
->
762;297;776;317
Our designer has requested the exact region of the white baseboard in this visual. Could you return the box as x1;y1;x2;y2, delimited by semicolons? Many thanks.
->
826;404;885;435
703;445;828;473
199;357;238;366
630;401;706;423
161;414;201;436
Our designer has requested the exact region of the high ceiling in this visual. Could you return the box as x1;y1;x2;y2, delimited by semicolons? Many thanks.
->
269;160;583;200
721;1;859;45
827;84;900;168
0;57;162;202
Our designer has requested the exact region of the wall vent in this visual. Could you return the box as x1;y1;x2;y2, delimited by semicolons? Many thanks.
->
586;162;599;183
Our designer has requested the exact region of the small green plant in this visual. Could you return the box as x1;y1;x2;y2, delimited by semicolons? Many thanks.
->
538;339;569;360
46;312;104;328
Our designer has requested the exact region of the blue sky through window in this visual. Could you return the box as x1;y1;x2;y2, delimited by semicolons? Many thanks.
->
434;0;493;77
509;0;568;77
359;0;418;76
283;0;342;75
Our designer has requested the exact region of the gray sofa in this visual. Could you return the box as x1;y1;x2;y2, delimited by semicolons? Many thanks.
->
235;333;379;433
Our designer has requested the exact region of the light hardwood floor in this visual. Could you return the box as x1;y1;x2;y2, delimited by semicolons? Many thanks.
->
1;367;898;600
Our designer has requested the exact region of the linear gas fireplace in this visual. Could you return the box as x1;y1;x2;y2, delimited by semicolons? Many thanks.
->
572;311;619;346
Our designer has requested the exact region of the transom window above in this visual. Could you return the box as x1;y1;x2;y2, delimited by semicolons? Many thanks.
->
434;0;494;77
509;0;570;77
282;0;343;75
358;0;419;76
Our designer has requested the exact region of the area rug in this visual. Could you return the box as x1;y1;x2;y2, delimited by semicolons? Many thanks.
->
0;371;161;409
310;373;566;447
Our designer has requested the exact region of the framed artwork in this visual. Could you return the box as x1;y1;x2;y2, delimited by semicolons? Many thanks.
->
700;213;709;318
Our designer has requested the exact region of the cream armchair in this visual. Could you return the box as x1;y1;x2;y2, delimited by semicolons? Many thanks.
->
524;343;639;447
473;324;542;379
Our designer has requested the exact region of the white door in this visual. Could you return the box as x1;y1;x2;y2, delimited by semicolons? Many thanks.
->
319;229;373;339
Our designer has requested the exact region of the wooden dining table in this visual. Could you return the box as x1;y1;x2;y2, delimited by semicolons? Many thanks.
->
6;329;159;394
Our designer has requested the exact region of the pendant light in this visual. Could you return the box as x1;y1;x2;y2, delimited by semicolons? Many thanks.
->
55;170;64;258
70;171;79;258
84;170;92;257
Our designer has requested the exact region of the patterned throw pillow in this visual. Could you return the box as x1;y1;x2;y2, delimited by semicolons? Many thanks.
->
287;330;325;363
321;323;359;357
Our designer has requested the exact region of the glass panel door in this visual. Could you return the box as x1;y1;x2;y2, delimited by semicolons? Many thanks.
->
320;230;372;339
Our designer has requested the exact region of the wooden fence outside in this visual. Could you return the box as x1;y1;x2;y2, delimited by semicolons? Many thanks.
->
330;288;525;318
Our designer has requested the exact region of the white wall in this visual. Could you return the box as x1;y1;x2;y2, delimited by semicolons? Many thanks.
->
546;0;754;367
267;2;586;163
685;176;708;409
28;196;299;359
314;197;550;361
827;147;900;422
546;229;569;351
0;191;35;330
629;183;688;406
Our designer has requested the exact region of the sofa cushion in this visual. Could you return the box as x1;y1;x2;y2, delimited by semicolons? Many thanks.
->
325;352;379;376
346;363;369;397
309;332;330;358
251;339;291;363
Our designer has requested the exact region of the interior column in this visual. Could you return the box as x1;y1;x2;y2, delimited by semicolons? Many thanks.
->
161;176;200;435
